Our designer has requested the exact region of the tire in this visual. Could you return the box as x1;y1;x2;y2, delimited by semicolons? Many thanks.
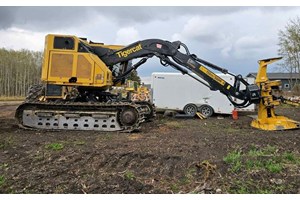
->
183;103;198;117
198;104;214;118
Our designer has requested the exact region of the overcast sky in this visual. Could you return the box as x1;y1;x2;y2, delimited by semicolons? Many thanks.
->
0;6;299;83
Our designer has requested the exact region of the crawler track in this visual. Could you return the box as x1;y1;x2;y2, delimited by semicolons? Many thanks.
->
15;101;149;132
15;84;155;132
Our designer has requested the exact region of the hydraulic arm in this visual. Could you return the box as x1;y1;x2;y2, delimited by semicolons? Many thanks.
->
92;39;260;108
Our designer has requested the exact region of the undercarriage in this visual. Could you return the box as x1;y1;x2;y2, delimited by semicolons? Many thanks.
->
15;84;155;132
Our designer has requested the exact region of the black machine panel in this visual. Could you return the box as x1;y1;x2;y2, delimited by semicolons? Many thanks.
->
54;36;75;50
46;84;63;96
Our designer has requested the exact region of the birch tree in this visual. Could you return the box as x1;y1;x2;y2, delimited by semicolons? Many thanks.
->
0;48;42;97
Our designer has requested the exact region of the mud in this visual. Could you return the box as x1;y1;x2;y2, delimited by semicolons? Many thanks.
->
0;102;299;194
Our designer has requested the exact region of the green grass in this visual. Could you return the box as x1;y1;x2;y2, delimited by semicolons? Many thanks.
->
223;150;242;172
263;145;277;154
232;160;242;172
228;179;279;194
0;175;5;187
45;143;64;151
245;160;264;170
223;146;289;173
170;183;180;193
228;178;292;194
124;170;135;181
283;152;297;163
223;146;300;193
234;185;249;194
0;136;15;149
265;161;282;173
223;150;241;164
248;149;264;157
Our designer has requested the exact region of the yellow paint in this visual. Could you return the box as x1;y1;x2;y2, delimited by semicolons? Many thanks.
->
251;57;299;130
41;34;114;88
199;66;226;86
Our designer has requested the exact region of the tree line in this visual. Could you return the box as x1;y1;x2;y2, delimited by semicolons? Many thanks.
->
0;48;42;97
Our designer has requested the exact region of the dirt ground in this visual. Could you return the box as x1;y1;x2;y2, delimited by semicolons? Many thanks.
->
0;101;300;194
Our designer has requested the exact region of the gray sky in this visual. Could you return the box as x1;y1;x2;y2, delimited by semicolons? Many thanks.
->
0;6;299;83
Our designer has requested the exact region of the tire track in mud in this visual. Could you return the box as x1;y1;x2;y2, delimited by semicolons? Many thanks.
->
2;148;186;193
93;152;184;177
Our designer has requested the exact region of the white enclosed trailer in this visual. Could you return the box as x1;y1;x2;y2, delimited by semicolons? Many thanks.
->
151;72;255;117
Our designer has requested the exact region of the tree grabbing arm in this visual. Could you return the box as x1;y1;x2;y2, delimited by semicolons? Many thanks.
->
92;39;261;108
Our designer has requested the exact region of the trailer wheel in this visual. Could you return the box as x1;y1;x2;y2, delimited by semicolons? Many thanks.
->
183;104;198;116
199;104;214;118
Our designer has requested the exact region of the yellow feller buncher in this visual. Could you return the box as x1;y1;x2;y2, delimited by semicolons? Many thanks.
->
251;57;300;130
15;34;300;131
125;80;151;102
111;80;151;102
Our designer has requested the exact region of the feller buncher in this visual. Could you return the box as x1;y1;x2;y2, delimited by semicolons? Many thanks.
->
124;80;151;102
110;80;151;103
15;34;300;131
251;57;300;130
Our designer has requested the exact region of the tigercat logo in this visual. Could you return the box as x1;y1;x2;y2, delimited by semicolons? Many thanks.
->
116;44;142;58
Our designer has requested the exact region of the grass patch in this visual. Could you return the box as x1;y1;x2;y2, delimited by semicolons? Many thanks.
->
231;181;249;194
223;150;241;164
170;183;180;193
223;146;300;193
0;175;5;186
283;152;297;163
0;136;15;149
45;143;64;151
223;150;242;172
265;161;282;173
124;170;135;181
248;149;264;157
228;178;292;194
232;185;272;194
223;146;287;174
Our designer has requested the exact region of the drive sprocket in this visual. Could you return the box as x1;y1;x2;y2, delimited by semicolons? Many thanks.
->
119;107;139;127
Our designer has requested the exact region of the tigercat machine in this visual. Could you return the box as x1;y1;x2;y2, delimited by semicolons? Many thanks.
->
251;57;300;130
15;34;300;132
125;80;151;102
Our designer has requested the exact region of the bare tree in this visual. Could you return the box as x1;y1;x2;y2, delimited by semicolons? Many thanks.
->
278;17;300;89
0;48;42;97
